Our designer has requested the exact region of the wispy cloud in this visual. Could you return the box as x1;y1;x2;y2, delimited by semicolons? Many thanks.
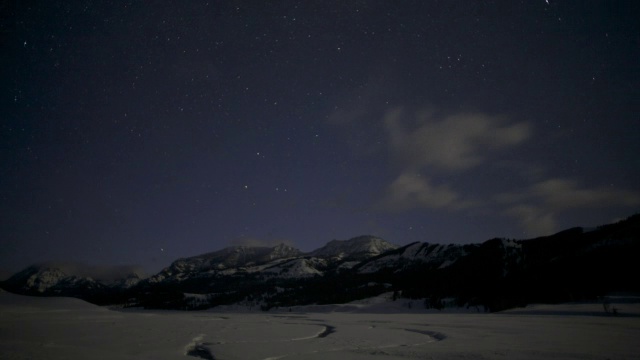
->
503;205;559;236
376;107;531;212
384;108;531;171
378;172;474;211
498;178;640;236
331;100;638;237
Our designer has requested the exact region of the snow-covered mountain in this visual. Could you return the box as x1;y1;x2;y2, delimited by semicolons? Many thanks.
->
357;242;475;274
3;265;105;294
107;272;144;289
309;235;397;261
1;263;142;298
146;236;397;284
2;214;639;312
147;243;302;283
262;258;325;278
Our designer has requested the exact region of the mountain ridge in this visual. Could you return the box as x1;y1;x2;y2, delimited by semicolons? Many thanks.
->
2;215;639;311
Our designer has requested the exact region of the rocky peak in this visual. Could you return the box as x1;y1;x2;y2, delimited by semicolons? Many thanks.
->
309;235;397;260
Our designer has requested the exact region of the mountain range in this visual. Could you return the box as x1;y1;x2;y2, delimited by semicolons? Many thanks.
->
2;214;639;312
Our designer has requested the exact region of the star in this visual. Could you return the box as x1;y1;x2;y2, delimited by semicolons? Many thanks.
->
1;0;638;277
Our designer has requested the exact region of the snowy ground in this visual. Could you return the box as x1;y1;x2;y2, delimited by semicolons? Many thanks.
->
1;291;639;359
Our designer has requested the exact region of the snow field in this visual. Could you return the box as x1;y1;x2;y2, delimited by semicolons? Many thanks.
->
1;290;639;359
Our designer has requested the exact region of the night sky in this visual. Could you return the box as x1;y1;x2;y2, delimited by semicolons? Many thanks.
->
2;1;639;274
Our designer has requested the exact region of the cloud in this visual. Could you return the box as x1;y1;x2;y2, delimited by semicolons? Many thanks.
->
378;172;474;212
384;108;531;171
498;178;640;210
503;205;558;236
499;178;640;236
375;107;531;213
531;179;640;209
331;100;637;237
